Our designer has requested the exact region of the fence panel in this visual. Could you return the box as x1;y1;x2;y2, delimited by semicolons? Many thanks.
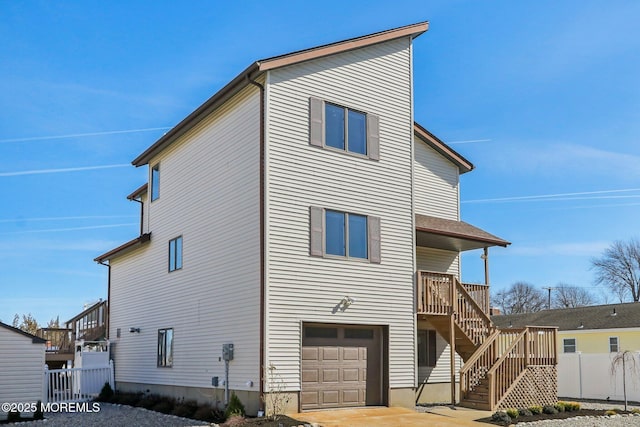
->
44;360;114;403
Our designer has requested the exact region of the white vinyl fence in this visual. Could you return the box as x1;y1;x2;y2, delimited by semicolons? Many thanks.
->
44;360;114;403
558;352;640;402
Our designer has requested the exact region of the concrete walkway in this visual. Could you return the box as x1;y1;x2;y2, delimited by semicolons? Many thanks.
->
289;406;490;426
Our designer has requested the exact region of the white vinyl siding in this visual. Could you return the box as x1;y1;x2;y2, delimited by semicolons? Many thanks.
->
109;84;261;392
414;137;459;219
416;320;462;384
416;246;460;277
0;326;45;417
265;37;415;391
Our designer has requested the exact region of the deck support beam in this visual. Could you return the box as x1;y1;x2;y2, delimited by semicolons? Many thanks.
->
450;313;456;405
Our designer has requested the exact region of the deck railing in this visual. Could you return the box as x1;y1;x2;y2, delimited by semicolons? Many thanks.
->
486;326;557;409
36;328;74;354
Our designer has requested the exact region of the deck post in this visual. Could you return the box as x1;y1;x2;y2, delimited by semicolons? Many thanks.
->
483;247;490;286
450;312;456;405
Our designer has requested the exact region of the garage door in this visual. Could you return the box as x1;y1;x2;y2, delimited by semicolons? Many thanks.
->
300;324;382;410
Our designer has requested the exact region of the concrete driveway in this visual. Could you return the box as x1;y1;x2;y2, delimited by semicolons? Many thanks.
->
289;406;488;426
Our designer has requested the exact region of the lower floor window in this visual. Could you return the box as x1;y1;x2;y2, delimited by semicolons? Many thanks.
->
418;330;437;367
158;328;173;367
609;337;619;353
563;338;576;353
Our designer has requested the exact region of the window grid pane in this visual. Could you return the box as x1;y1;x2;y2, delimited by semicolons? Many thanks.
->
610;337;618;352
169;240;176;271
563;338;576;353
325;104;345;150
347;110;367;155
325;210;346;256
176;237;183;269
348;214;368;259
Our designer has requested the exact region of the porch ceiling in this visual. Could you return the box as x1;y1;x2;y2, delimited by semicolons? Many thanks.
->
415;214;510;251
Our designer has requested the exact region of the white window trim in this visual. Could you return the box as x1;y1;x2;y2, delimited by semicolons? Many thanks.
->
609;336;619;353
323;209;369;262
563;338;576;353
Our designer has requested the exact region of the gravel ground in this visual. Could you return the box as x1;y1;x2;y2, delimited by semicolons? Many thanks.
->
515;401;640;426
4;403;212;427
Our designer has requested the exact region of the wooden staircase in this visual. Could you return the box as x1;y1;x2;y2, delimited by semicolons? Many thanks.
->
417;271;557;411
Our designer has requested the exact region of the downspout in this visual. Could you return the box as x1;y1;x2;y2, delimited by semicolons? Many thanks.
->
129;197;144;236
248;75;266;410
97;260;111;341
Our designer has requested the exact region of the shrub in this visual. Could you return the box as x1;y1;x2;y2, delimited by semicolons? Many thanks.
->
193;404;225;423
543;405;558;415
7;411;20;422
518;408;533;417
97;382;114;402
152;398;175;414
632;408;640;414
222;415;247;427
172;399;198;418
115;391;143;406
528;405;543;415
34;400;44;420
554;402;565;412
505;408;519;419
563;401;581;411
137;394;163;410
491;411;511;424
225;392;246;419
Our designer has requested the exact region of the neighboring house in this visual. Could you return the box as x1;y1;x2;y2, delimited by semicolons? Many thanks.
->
0;322;46;420
492;303;640;402
95;22;557;414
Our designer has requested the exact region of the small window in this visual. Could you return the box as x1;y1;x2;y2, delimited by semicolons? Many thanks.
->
157;328;173;367
309;97;379;160
325;210;367;259
563;338;576;353
304;326;338;339
169;236;183;272
151;164;160;201
344;328;374;339
418;330;437;367
609;337;619;353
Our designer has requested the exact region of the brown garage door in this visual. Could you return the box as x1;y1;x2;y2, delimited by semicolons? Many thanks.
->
300;324;382;410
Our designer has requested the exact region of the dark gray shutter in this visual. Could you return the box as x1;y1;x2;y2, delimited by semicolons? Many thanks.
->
310;206;324;257
309;97;323;147
368;215;381;263
367;114;380;160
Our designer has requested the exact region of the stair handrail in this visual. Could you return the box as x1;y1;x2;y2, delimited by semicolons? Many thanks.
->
459;328;502;397
486;327;528;409
454;277;493;345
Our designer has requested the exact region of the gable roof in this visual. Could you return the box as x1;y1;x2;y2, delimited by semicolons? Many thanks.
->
132;22;429;167
0;321;46;344
127;183;147;200
492;302;640;331
94;233;151;263
414;122;474;174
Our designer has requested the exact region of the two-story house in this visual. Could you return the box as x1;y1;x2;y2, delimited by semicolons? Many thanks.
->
95;22;557;415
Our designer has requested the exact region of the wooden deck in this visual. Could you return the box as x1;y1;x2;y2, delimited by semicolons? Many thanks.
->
417;270;558;411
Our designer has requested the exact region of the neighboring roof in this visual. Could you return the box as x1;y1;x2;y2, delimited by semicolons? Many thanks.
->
127;183;147;200
94;233;151;263
0;321;46;344
414;122;474;174
132;22;429;167
415;214;510;251
492;302;640;331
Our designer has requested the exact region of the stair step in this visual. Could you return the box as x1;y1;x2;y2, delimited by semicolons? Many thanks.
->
459;399;491;411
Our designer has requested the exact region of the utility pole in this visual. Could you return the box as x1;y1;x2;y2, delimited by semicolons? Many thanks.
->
542;287;554;309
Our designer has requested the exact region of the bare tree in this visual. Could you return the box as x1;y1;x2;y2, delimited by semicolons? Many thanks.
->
591;238;640;302
552;283;596;308
493;282;546;314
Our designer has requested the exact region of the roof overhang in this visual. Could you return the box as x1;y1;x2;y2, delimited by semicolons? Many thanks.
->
414;122;474;174
132;22;428;167
127;183;148;200
416;214;510;251
0;321;46;344
94;233;151;263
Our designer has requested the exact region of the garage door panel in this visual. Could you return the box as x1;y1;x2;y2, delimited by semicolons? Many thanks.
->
301;326;381;410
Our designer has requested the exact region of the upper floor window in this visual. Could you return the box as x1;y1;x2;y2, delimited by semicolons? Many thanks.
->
309;97;379;160
157;328;173;367
169;236;183;272
563;338;576;353
309;206;381;263
151;164;160;201
609;337;619;353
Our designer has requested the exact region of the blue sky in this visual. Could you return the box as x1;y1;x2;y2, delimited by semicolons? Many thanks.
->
1;1;639;325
